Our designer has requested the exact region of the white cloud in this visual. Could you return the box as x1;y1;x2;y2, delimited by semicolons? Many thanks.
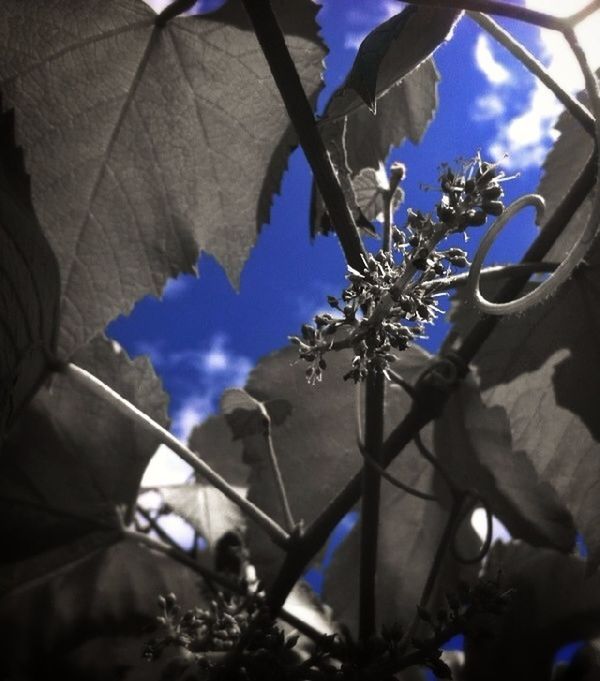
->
477;2;600;169
473;93;506;121
474;34;511;85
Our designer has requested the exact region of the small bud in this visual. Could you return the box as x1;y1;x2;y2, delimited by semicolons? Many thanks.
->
483;200;504;216
390;161;406;183
481;183;503;200
436;203;455;223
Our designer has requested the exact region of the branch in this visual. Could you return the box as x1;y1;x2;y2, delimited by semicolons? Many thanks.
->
64;363;290;549
239;0;367;273
358;370;385;641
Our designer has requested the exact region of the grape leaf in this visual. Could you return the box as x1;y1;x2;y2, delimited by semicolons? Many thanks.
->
435;375;576;552
345;5;462;113
0;0;326;357
189;345;436;584
465;541;600;681
454;227;600;567
311;59;439;237
0;335;169;563
0;104;60;436
0;534;208;680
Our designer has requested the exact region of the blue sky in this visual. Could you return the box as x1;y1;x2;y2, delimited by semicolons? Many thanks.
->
110;0;600;487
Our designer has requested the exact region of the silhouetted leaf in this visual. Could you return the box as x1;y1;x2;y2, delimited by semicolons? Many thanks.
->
346;5;461;113
435;375;576;552
0;0;326;356
222;387;271;439
465;542;600;681
0;105;59;435
0;534;208;680
0;335;169;562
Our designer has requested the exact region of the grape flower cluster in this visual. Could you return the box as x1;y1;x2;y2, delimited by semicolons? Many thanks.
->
291;155;510;382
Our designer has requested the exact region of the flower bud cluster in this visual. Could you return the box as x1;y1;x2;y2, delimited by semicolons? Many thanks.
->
292;156;510;382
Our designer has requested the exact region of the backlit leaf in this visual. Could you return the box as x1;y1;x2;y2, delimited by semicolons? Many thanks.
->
346;5;462;113
457;230;600;567
435;375;576;552
0;0;326;356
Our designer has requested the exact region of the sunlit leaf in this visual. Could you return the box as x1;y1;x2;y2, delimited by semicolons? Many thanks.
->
0;0;326;356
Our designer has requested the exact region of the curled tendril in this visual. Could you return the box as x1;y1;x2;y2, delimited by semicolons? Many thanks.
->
358;442;438;501
467;21;600;317
467;194;548;315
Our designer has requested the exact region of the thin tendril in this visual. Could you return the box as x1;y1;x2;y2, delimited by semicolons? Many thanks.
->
358;442;438;501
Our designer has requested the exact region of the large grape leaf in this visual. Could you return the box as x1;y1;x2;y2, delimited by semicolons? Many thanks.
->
464;541;600;681
310;4;461;236
187;345;481;641
0;335;169;565
0;0;326;357
435;375;575;552
189;345;433;584
449;229;600;567
0;534;208;680
0;104;60;436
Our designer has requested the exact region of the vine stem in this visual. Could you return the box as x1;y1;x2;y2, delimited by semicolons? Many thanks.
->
266;428;296;533
239;0;367;274
64;363;290;549
358;369;385;641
